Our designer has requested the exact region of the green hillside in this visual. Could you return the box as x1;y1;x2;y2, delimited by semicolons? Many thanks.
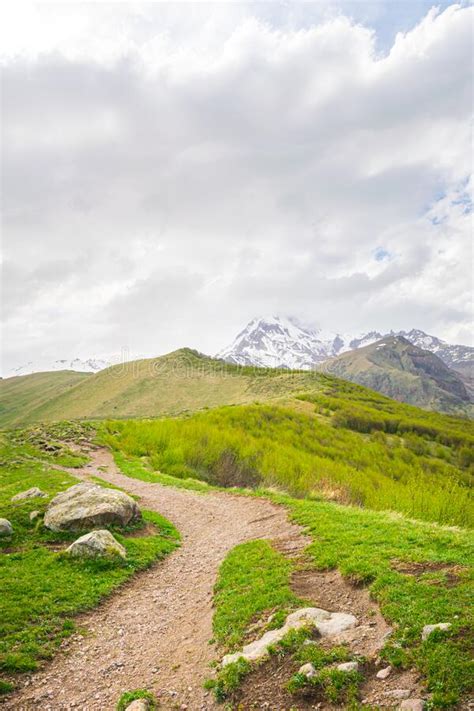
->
102;377;474;528
319;336;473;415
0;349;329;427
0;371;91;428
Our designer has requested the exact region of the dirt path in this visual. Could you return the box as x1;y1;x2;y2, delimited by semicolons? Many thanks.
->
3;448;309;711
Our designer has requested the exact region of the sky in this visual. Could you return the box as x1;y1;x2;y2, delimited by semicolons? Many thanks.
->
1;1;473;373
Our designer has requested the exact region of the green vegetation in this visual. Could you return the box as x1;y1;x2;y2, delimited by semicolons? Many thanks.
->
213;540;299;649
102;380;473;526
0;430;179;687
116;689;156;710
287;665;362;705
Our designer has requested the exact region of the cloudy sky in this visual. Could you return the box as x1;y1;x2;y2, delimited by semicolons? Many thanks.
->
1;1;472;373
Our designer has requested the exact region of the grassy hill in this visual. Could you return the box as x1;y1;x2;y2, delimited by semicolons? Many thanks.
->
0;370;91;428
319;336;473;415
0;349;329;428
102;376;474;528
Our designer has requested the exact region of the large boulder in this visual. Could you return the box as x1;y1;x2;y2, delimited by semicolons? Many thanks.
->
66;530;127;559
44;482;140;532
0;519;13;536
11;486;46;501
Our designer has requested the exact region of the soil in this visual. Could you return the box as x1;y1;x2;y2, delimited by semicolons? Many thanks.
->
1;448;426;710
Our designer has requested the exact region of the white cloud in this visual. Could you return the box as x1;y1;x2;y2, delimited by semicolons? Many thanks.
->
1;2;472;372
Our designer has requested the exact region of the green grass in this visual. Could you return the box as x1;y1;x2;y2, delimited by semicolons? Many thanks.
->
0;431;179;687
102;384;473;527
287;665;362;705
213;540;300;650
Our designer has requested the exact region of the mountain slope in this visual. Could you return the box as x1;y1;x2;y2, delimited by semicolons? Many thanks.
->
0;370;92;427
0;349;328;428
319;336;472;414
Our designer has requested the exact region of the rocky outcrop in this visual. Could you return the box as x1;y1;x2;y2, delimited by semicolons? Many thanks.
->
0;519;13;536
11;487;46;501
66;530;127;559
222;607;357;666
44;482;140;532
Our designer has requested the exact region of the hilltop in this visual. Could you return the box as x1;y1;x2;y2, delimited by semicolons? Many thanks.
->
0;349;327;428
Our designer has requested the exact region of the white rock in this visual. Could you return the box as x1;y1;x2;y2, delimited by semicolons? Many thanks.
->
221;607;358;667
12;487;46;501
298;662;316;678
125;700;150;711
399;700;425;711
337;661;359;672
0;518;13;536
29;510;40;521
376;665;392;679
66;530;127;559
421;623;451;641
317;613;358;637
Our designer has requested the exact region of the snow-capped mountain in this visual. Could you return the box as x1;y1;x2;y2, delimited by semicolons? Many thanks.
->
7;355;120;378
217;316;345;369
217;317;473;373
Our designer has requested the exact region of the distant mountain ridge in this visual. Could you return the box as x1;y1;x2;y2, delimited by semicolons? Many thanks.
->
320;335;471;414
217;316;473;374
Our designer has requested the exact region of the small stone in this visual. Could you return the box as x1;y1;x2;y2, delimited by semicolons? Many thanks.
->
0;518;13;536
376;665;392;679
399;700;425;711
337;661;359;672
29;511;40;522
298;662;316;678
421;623;451;641
385;689;410;700
12;487;46;501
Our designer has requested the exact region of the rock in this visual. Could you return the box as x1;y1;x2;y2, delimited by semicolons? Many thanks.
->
221;607;358;666
29;510;40;522
0;518;13;536
44;482;140;531
66;530;127;559
376;665;392;679
399;700;425;711
421;623;451;641
385;689;410;700
337;661;359;672
125;700;150;711
298;662;316;678
12;487;46;501
317;613;358;637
